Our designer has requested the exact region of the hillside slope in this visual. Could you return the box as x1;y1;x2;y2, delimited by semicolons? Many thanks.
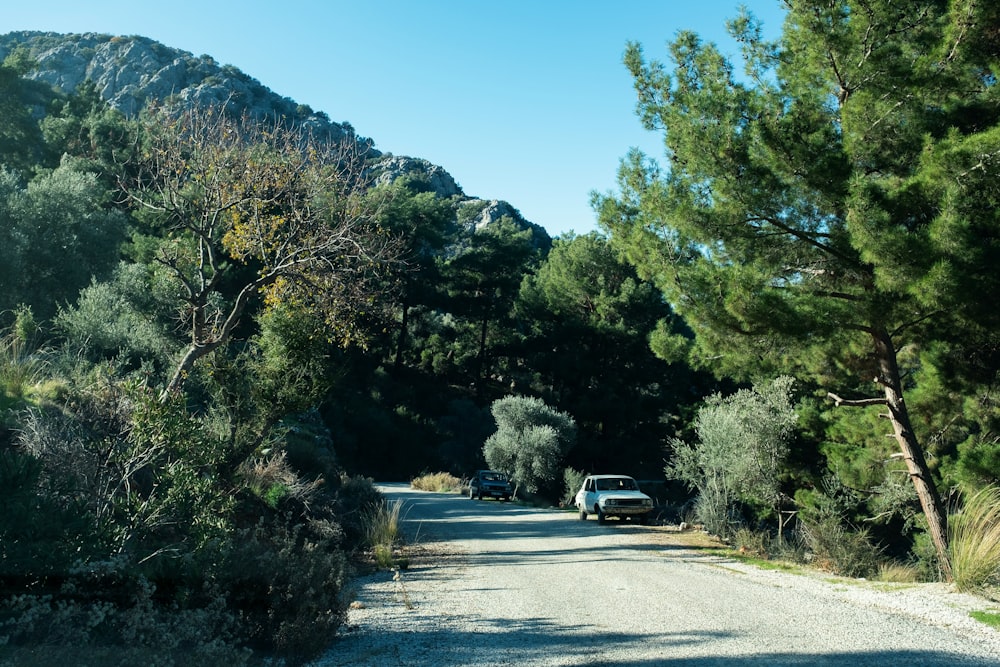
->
0;30;550;244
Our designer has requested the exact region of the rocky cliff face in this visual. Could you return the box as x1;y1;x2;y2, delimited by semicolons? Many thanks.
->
0;31;345;137
0;31;550;246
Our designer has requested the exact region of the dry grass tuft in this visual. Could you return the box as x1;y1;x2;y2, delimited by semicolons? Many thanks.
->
410;471;462;493
877;562;921;583
950;486;1000;593
363;499;406;568
238;451;322;508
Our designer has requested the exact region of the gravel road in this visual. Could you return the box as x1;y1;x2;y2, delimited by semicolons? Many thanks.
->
315;484;1000;666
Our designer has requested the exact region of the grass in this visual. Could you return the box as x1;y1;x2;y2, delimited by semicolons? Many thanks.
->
970;610;1000;630
949;486;1000;593
410;471;463;493
362;499;407;569
876;562;921;584
0;328;47;401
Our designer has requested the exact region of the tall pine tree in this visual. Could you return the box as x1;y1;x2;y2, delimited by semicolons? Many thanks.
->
595;0;1000;578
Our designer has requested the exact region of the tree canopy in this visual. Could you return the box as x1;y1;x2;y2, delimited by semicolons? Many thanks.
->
483;394;576;496
595;0;1000;577
119;103;402;397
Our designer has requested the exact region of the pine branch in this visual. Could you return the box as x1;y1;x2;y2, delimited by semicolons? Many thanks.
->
827;392;887;408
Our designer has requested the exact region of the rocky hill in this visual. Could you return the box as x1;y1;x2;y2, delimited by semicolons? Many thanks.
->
0;31;549;245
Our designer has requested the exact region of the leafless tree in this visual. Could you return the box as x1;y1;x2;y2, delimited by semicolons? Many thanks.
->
117;103;402;399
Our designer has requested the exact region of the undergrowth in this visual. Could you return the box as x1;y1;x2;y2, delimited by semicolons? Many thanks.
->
950;486;1000;594
362;499;407;569
410;471;462;493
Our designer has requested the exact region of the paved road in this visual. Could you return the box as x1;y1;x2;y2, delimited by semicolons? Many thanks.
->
319;484;1000;666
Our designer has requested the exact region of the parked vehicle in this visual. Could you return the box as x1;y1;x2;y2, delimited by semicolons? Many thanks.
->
575;474;653;524
469;470;513;501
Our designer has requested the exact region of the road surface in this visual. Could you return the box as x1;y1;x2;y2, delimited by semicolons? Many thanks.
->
318;484;1000;666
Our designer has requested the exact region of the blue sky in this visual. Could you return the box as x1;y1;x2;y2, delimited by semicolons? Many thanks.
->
6;1;787;238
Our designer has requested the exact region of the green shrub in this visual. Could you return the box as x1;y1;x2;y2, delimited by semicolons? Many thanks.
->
334;473;383;548
909;530;943;582
52;262;176;372
732;526;770;559
950;486;1000;593
278;408;338;480
0;448;94;575
4;376;355;663
562;467;586;506
483;395;576;497
218;514;350;663
800;517;882;578
0;560;250;667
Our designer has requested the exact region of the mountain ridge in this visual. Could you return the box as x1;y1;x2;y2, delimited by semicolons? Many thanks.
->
0;30;550;243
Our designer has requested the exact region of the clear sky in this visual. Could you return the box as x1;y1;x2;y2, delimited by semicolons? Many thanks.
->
5;1;787;238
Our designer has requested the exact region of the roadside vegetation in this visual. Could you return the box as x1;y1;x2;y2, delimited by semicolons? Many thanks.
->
2;2;1000;660
410;471;463;493
949;487;1000;595
362;499;407;569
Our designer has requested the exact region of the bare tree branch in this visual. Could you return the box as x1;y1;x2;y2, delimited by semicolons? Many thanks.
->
827;391;888;408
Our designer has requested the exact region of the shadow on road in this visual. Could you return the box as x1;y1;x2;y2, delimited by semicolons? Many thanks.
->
326;485;999;667
332;616;988;667
378;483;722;568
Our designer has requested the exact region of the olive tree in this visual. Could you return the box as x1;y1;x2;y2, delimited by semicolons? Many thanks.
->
666;376;797;538
483;395;576;497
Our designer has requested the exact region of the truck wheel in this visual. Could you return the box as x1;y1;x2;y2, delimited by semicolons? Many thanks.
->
578;507;587;520
596;506;606;524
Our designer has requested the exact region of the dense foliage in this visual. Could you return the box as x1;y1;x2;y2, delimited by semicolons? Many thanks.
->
594;0;1000;577
0;45;712;661
483;395;577;497
1;5;999;656
667;377;797;538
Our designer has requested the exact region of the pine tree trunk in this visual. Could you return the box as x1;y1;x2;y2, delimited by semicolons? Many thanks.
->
874;330;953;581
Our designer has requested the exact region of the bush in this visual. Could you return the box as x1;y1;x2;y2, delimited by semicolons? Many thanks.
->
218;514;350;663
562;467;586;506
800;517;882;578
52;262;176;373
692;485;737;538
410;471;462;492
949;486;1000;593
3;376;361;664
482;395;576;497
666;377;797;540
732;526;770;559
0;558;250;667
333;473;383;548
908;530;943;582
